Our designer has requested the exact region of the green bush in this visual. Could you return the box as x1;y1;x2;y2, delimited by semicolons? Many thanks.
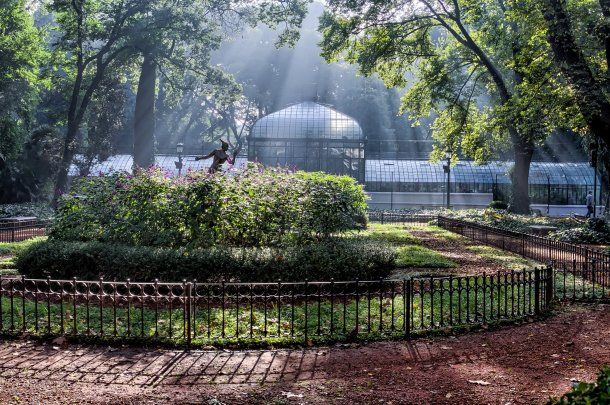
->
549;366;610;404
50;164;368;248
488;200;509;210
549;218;610;244
15;238;396;282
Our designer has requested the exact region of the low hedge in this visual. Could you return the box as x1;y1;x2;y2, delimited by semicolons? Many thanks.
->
15;238;396;282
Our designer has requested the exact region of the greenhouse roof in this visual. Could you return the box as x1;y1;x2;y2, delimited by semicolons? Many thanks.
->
365;160;599;186
250;101;364;140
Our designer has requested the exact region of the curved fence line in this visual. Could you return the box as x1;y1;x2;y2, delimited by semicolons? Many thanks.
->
0;269;552;346
437;216;610;299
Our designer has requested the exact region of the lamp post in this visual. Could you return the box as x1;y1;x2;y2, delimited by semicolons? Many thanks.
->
175;142;184;176
591;143;598;218
442;152;451;209
384;162;395;210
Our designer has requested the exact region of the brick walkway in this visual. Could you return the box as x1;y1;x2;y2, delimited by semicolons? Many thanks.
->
0;303;609;404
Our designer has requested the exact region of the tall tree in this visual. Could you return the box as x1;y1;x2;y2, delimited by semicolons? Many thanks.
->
539;0;610;205
50;0;309;199
0;0;46;163
320;0;575;213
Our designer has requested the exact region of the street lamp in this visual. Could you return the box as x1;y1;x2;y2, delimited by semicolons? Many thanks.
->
175;142;184;176
590;142;598;218
442;152;451;209
384;162;395;210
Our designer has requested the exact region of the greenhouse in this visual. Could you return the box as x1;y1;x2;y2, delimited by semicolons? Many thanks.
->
365;159;602;210
248;101;366;181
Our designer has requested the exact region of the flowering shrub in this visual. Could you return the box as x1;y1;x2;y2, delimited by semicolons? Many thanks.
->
50;164;367;248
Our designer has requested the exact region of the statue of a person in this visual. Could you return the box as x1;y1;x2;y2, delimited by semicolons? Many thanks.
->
195;140;231;173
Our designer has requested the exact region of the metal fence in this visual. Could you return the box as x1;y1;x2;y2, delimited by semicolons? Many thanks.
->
0;270;552;346
368;211;438;224
437;216;610;299
0;220;48;243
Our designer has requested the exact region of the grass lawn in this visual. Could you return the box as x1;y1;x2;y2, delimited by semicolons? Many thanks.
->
0;237;46;275
467;245;541;271
396;245;457;268
354;223;457;269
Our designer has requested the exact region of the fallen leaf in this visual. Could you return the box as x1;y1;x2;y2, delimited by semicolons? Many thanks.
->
468;380;491;386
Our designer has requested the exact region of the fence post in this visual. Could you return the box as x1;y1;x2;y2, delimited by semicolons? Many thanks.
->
405;279;411;339
186;282;192;348
534;268;541;315
545;265;554;309
11;226;15;243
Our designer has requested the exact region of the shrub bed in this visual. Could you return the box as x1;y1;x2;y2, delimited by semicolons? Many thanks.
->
15;238;396;282
50;165;367;248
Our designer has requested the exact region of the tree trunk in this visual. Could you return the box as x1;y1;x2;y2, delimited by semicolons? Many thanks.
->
133;53;156;169
540;0;610;151
511;138;535;214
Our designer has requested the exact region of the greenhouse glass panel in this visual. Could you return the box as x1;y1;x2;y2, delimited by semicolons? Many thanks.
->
249;102;365;181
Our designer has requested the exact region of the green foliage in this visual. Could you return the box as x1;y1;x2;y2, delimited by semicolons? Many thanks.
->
446;209;580;234
0;203;54;220
15;238;395;282
549;366;610;404
0;237;46;257
488;200;509;210
0;0;47;161
549;218;610;244
50;165;368;248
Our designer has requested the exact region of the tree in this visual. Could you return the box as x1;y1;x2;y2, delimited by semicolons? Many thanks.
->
49;0;309;202
320;0;576;213
128;0;310;168
0;0;46;162
539;0;610;209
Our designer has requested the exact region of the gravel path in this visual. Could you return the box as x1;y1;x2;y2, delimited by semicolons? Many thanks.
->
0;303;608;404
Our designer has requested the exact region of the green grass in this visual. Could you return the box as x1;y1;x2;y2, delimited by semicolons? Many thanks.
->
396;245;457;268
355;223;421;246
355;224;456;269
423;225;466;242
0;237;46;256
467;245;541;271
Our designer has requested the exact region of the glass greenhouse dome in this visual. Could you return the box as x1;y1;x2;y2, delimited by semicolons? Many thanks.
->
365;160;601;205
248;101;366;181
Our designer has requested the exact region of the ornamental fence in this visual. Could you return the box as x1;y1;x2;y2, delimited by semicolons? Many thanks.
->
437;216;610;299
0;269;552;346
0;220;48;243
367;211;437;224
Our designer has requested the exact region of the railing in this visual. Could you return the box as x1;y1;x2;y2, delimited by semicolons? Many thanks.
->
368;211;438;224
0;220;48;243
437;216;610;299
0;270;552;346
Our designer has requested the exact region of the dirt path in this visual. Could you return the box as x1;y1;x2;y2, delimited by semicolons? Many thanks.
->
409;228;539;275
0;303;608;404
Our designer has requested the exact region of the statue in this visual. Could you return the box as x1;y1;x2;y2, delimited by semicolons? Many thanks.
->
195;140;231;173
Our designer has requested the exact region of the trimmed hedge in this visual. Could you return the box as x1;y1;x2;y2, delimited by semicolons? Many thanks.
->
15;238;396;282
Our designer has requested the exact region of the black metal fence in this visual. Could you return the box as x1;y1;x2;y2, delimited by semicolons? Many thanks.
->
368;211;438;224
0;270;552;346
437;216;610;299
0;220;48;243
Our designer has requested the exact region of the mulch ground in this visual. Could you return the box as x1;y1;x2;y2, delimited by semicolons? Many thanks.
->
409;228;538;276
0;303;608;404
